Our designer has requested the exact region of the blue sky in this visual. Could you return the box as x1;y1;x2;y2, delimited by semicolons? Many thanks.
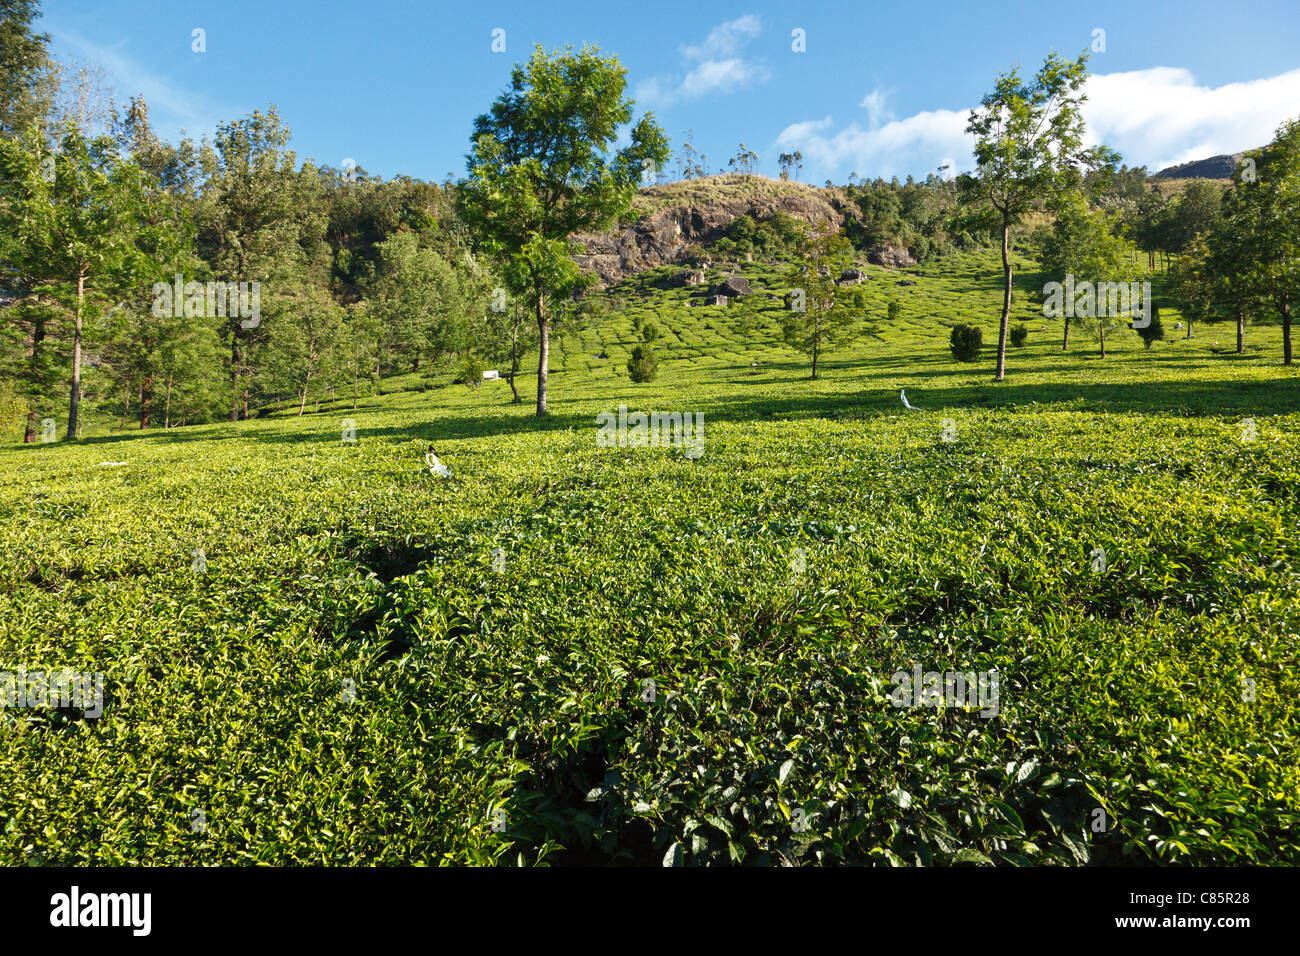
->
39;0;1300;183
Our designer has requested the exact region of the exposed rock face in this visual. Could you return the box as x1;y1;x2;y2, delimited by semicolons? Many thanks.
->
866;244;916;268
574;184;843;287
706;295;729;307
671;269;707;287
839;268;866;284
1154;151;1253;180
715;276;752;298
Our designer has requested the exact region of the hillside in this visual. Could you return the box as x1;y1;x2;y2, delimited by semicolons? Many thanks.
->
575;174;845;286
4;246;1298;866
1153;151;1250;180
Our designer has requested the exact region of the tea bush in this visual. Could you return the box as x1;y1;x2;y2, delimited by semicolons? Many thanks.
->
2;249;1296;866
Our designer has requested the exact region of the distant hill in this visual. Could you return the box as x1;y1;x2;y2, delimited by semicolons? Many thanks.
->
1153;150;1254;180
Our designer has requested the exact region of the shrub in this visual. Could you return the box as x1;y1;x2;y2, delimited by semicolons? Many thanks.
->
641;322;660;343
949;323;983;362
1010;323;1029;348
627;345;659;383
454;355;485;388
887;301;902;324
1137;305;1164;350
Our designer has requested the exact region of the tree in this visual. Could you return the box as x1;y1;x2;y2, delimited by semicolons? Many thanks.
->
0;122;176;439
780;223;868;378
1168;234;1217;341
368;230;467;371
1208;184;1269;354
1036;189;1129;351
459;44;668;416
728;143;758;175
1234;119;1300;366
678;130;706;180
194;107;314;420
0;0;54;138
626;344;658;382
958;51;1114;379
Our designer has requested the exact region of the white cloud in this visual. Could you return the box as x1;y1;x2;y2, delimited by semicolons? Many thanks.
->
636;15;770;108
775;66;1300;181
680;14;762;61
1080;66;1300;171
49;29;223;141
774;107;971;181
858;88;895;129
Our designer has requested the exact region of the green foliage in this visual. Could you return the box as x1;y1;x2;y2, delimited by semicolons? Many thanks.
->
780;223;869;378
626;344;658;382
958;51;1116;379
1009;323;1028;347
640;321;659;343
457;43;669;414
1137;305;1164;349
3;314;1298;865
949;323;983;361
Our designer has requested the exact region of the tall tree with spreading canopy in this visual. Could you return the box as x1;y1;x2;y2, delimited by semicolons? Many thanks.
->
0;122;176;439
195;107;313;420
780;223;871;378
1233;119;1300;366
459;44;668;415
958;51;1115;380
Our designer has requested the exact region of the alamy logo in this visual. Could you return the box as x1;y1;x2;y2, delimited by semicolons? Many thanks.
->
595;404;704;458
151;274;261;329
50;886;151;936
1042;274;1152;328
890;665;999;718
1;669;103;718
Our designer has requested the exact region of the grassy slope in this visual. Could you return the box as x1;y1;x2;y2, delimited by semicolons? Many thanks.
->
1;248;1297;865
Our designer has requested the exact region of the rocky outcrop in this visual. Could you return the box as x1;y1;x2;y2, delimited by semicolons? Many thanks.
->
715;276;752;298
866;245;916;268
838;268;866;285
574;178;843;287
1154;151;1253;180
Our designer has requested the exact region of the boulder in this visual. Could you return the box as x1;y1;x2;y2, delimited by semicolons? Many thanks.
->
897;279;917;287
838;268;866;285
706;294;729;307
715;276;752;297
671;269;707;287
866;244;917;268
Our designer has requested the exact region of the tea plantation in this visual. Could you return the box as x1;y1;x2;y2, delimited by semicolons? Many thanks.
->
2;251;1297;865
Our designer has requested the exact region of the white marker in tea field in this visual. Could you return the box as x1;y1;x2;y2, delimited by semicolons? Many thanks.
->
425;448;451;478
900;389;919;411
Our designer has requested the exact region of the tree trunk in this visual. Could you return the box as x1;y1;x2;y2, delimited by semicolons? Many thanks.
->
1062;316;1070;352
535;289;549;416
140;373;153;429
230;338;241;421
1236;306;1245;354
1282;291;1293;366
24;319;45;442
67;273;85;440
1099;322;1106;359
995;221;1012;381
164;374;173;428
509;307;522;404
